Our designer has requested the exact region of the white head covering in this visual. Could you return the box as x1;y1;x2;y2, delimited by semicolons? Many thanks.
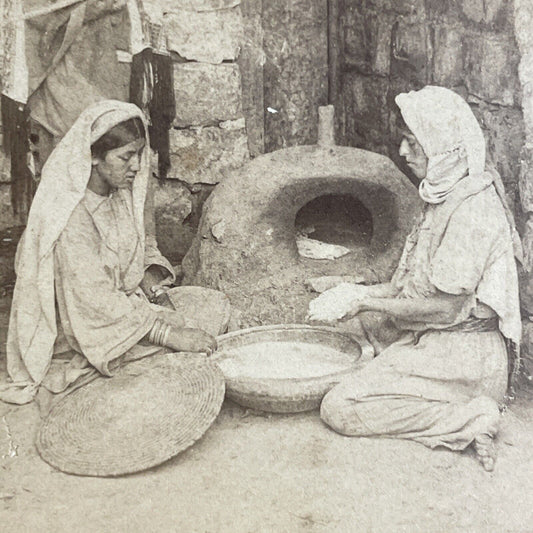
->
395;86;486;204
394;86;523;381
395;86;523;262
2;100;150;403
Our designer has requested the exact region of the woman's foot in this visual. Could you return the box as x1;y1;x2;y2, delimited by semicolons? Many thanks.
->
473;433;496;472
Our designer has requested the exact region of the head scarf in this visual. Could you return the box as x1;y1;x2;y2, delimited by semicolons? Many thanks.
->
2;100;150;403
395;86;486;204
395;86;522;262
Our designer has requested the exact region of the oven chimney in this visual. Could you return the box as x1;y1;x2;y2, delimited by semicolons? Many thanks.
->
318;105;335;147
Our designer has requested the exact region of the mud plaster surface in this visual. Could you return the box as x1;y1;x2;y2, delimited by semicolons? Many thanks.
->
1;296;533;532
183;145;421;336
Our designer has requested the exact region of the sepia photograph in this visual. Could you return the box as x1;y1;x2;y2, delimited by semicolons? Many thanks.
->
0;0;532;531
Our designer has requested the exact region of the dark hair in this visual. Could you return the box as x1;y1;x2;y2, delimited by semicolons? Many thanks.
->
91;117;145;159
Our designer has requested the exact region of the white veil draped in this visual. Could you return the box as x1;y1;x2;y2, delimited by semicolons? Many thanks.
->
395;86;486;204
2;100;150;403
396;86;522;263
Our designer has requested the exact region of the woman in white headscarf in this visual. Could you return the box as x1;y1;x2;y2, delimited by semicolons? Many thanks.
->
308;86;522;471
1;100;220;405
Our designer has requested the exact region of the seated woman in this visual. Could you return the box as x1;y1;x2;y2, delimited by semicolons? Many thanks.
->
308;86;522;471
1;100;221;405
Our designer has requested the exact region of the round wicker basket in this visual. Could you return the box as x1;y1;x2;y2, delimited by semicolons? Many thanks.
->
37;353;225;477
214;324;363;413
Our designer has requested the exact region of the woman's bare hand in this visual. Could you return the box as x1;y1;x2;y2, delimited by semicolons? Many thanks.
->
151;292;175;309
165;328;217;356
307;283;369;323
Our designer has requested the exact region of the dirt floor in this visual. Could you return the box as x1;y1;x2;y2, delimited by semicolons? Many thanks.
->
1;295;533;533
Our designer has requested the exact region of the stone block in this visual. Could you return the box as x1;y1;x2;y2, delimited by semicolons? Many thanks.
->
162;0;241;12
343;9;393;76
153;180;193;263
465;34;521;106
164;6;243;64
390;21;430;85
0;183;20;231
432;24;466;86
427;0;513;30
461;0;514;30
167;120;249;184
173;63;243;127
461;0;485;23
425;0;456;20
362;0;425;16
341;74;389;148
474;103;524;204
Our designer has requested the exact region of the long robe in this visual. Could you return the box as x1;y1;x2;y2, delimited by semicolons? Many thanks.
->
44;187;230;394
321;184;518;450
44;187;172;391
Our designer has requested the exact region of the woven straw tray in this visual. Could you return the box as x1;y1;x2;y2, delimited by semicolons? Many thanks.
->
214;324;363;413
37;353;225;477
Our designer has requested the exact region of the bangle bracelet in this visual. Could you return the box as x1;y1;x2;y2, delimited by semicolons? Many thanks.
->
149;319;162;344
148;321;157;344
156;323;164;346
148;319;171;346
161;324;171;346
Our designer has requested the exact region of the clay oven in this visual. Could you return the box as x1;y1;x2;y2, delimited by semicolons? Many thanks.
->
182;107;422;327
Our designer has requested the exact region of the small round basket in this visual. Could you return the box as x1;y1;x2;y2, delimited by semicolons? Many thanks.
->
214;324;362;413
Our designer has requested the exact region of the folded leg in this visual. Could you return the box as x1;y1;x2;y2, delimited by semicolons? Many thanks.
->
321;383;500;452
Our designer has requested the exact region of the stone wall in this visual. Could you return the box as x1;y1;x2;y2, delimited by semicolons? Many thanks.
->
514;0;533;374
332;0;524;216
0;100;22;232
152;0;250;263
261;0;329;152
153;0;330;262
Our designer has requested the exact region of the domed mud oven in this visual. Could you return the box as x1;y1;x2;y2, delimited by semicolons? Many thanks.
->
182;107;422;327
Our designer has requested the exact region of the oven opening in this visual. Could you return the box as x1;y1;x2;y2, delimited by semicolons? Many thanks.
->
294;194;373;259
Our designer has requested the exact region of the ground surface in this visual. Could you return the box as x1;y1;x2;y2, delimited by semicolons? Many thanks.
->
1;296;533;533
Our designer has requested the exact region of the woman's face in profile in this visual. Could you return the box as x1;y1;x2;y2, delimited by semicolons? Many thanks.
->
92;138;145;191
399;131;428;181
